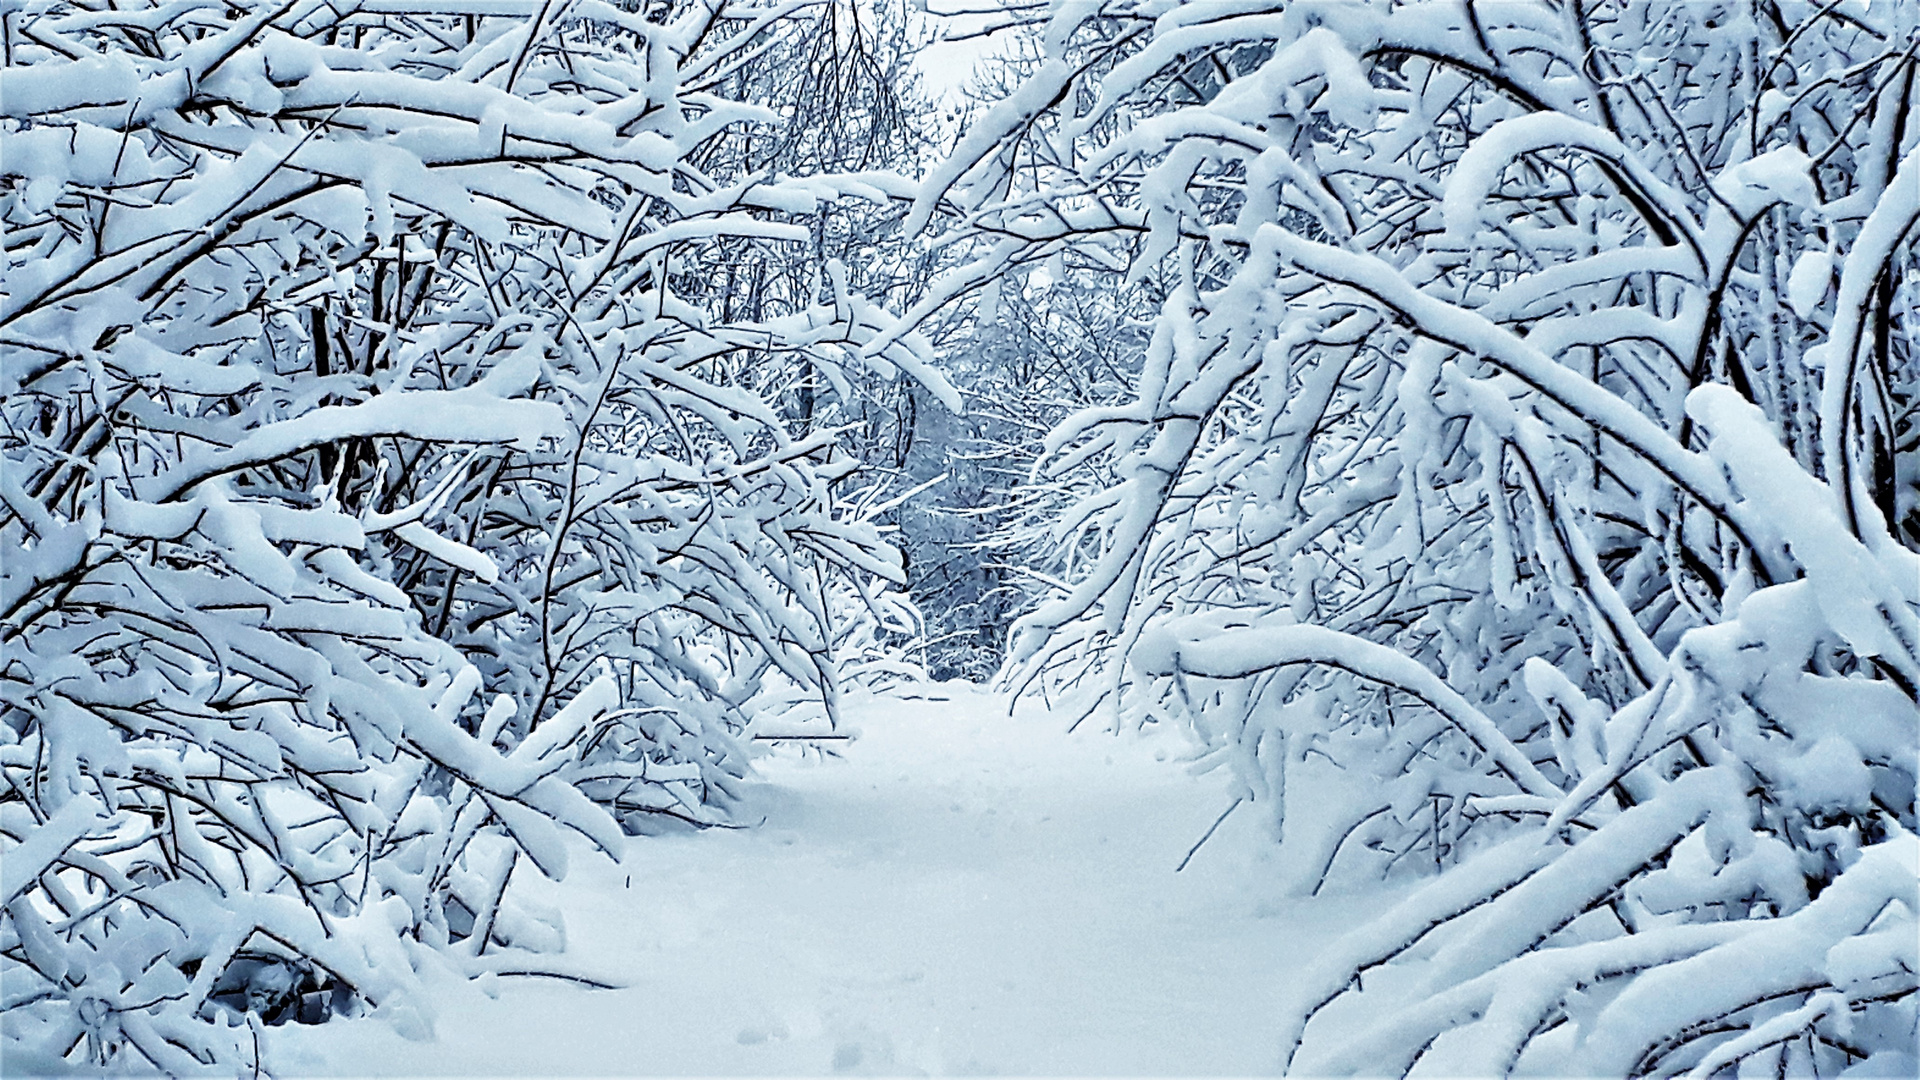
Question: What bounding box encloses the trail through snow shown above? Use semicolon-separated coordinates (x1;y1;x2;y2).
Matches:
270;685;1377;1076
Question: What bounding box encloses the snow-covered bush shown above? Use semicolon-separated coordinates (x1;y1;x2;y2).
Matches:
1;0;947;1070
922;0;1918;1074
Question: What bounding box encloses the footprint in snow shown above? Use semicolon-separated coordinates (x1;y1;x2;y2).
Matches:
734;1020;788;1045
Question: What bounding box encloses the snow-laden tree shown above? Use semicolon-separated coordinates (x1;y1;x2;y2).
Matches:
647;0;1031;681
903;256;1154;681
1;0;950;1070
877;35;1159;681
915;0;1918;1074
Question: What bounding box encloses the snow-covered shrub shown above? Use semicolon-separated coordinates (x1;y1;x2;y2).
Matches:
1;0;946;1070
923;0;1918;1074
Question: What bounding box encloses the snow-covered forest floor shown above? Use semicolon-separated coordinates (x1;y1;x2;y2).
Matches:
267;685;1378;1076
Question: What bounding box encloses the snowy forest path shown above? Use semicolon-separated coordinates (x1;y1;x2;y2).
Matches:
271;685;1361;1076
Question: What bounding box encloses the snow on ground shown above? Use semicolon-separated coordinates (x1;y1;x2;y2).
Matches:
268;684;1382;1076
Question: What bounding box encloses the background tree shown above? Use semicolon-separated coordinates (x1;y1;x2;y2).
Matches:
895;30;1161;680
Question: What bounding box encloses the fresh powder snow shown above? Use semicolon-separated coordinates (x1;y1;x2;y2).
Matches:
264;686;1380;1076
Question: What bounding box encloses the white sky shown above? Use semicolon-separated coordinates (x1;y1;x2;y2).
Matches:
910;4;1024;107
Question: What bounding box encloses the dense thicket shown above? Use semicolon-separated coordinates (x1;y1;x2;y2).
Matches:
7;0;1919;1075
919;0;1917;1075
899;250;1155;680
896;37;1162;681
0;0;948;1070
